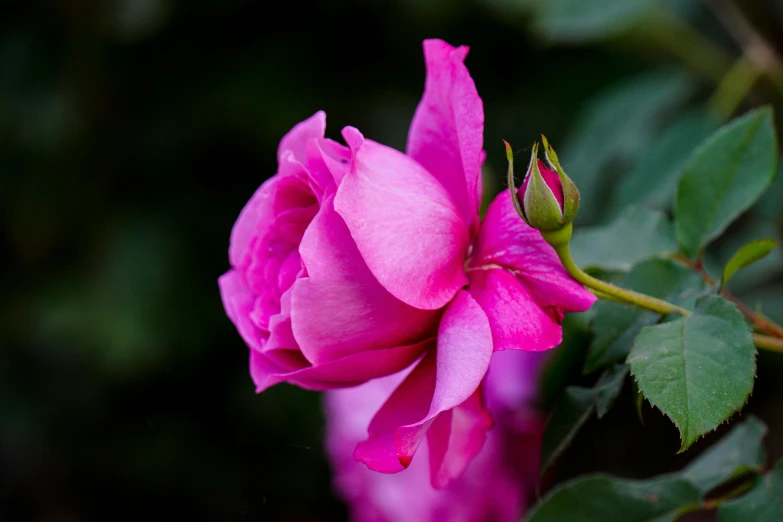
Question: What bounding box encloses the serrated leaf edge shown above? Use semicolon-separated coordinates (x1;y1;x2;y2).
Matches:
627;302;757;452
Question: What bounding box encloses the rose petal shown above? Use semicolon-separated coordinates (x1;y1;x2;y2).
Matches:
229;112;324;271
277;110;326;164
250;348;309;391
316;137;352;186
277;250;302;296
520;160;564;208
218;270;265;352
292;278;437;364
265;313;298;352
427;290;494;412
334;126;470;310
245;205;316;297
355;351;437;473
356;291;493;480
250;292;278;331
468;268;562;352
250;339;432;393
228;178;277;270
303;137;350;196
228;171;316;270
407;39;484;233
472;189;596;313
292;195;438;364
325;368;536;521
395;290;494;458
426;387;492;489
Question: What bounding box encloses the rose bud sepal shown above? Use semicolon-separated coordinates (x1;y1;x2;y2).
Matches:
521;143;565;232
541;134;580;225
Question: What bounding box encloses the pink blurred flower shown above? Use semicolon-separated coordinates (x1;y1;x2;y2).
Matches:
219;38;595;487
326;350;547;522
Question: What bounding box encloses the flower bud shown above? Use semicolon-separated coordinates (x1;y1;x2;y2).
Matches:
540;135;580;225
504;137;580;232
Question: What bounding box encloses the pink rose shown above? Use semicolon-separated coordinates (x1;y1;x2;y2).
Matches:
325;350;548;522
218;108;439;392
219;38;595;487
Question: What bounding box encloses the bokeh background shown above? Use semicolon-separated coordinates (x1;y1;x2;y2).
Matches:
3;1;783;521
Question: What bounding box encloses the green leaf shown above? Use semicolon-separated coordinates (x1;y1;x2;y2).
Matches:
525;474;701;522
675;107;778;259
540;386;598;476
683;416;767;494
718;462;783;521
628;295;757;451
532;0;652;43
722;238;778;288
570;207;678;271
595;364;629;418
585;259;703;373
708;220;783;293
560;72;695;223
610;110;718;215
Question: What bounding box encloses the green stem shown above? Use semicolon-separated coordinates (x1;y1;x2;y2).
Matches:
505;146;783;355
702;479;754;510
588;287;628;303
672;253;783;339
675;478;755;517
705;0;783;99
639;6;783;111
538;225;783;355
708;56;761;121
754;334;783;353
641;11;733;83
541;225;692;317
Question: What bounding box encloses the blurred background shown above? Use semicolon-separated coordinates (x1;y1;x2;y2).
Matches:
2;0;783;520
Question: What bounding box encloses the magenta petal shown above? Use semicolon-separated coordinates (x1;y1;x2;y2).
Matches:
268;172;318;217
356;291;493;479
353;434;406;474
427;388;493;489
334;126;470;310
292;277;437;364
355;352;437;472
265;313;298;352
293;195;438;364
428;290;494;411
219;270;264;352
303;137;350;196
228;178;276;270
277;250;302;296
469;268;562;352
251;339;433;393
229;171;316;271
302;140;335;197
325;368;538;522
316;138;352;186
245;205;315;296
250;348;309;385
407;39;484;232
473;190;596;313
520;160;564;208
394;290;493;459
250;292;278;331
277;110;326;164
